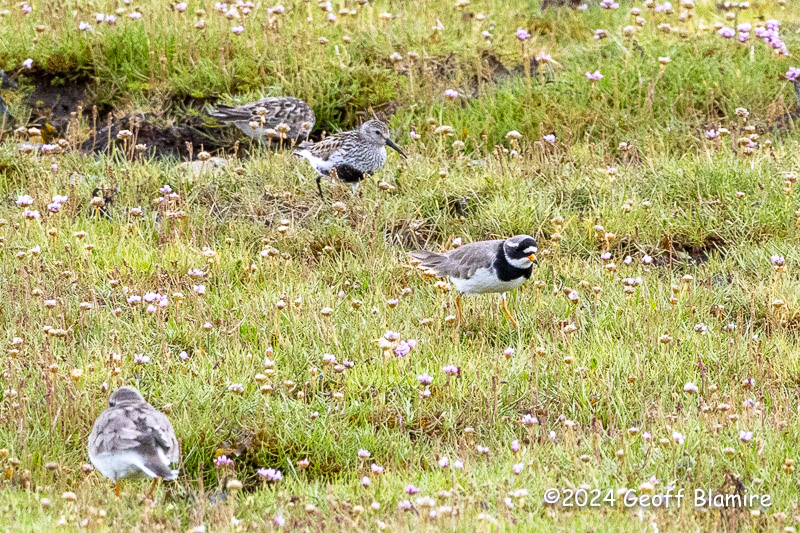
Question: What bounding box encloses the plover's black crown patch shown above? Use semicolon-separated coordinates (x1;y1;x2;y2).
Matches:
503;236;538;262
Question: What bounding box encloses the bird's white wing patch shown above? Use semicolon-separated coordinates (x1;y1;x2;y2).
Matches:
296;150;334;175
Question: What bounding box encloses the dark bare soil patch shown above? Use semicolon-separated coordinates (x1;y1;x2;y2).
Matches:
445;194;478;218
307;233;357;260
657;234;728;266
386;51;539;101
81;112;239;158
469;52;541;95
770;108;800;134
604;232;728;267
385;218;444;249
16;72;237;158
355;99;401;124
25;71;97;132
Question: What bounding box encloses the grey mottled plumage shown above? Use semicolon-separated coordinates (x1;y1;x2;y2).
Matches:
209;97;315;142
88;387;180;489
0;95;9;121
0;71;17;90
0;70;16;122
410;235;538;326
294;119;407;196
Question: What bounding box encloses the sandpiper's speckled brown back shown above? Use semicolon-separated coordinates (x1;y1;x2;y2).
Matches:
209;97;315;142
297;130;356;161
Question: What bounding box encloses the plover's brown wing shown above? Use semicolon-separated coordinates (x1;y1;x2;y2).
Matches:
302;130;355;161
127;404;181;463
414;240;503;279
89;408;140;456
90;405;179;463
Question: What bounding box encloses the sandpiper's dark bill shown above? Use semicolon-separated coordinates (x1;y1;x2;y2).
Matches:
385;138;407;159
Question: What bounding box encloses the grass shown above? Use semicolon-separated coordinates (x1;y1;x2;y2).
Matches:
3;0;800;531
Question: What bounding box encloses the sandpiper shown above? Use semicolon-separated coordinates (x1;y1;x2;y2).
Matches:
209;96;315;144
88;386;180;499
294;119;406;196
410;235;538;326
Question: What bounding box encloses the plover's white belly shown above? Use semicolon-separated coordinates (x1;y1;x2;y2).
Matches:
90;451;150;481
450;268;528;295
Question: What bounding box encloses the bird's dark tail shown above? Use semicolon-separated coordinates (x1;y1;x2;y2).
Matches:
208;105;260;123
409;250;445;271
134;447;179;480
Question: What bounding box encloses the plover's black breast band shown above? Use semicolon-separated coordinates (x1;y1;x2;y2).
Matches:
493;243;533;282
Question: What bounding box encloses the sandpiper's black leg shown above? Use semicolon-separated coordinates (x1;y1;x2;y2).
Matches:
316;175;324;198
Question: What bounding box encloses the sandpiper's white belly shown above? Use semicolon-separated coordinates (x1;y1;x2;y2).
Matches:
296;150;335;175
449;268;527;295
